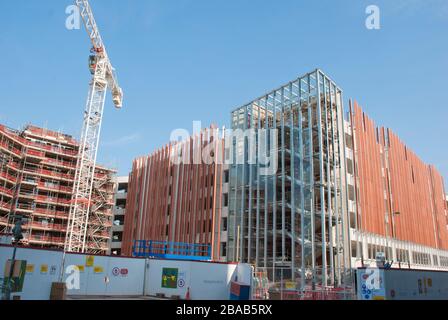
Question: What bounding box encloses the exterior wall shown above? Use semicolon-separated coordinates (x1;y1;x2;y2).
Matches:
351;229;448;271
0;245;251;300
349;102;448;251
109;176;128;255
144;259;251;300
349;102;387;237
427;167;448;250
228;70;353;289
122;127;225;260
0;124;115;254
219;165;230;262
357;268;448;300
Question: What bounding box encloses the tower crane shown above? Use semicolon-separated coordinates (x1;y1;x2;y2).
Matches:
65;0;123;253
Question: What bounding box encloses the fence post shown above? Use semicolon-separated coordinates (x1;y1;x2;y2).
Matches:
148;240;152;257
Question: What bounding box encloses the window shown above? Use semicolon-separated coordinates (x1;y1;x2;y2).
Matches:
348;185;355;201
346;158;354;175
433;255;439;266
351;241;358;258
224;170;230;183
223;193;229;207
112;232;122;242
345;134;353;150
222;217;228;231
221;242;227;257
368;244;373;259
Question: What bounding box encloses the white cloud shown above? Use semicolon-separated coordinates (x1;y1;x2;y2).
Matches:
102;133;142;147
387;0;448;19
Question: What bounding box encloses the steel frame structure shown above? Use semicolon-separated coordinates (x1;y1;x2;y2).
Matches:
228;69;352;290
65;0;123;253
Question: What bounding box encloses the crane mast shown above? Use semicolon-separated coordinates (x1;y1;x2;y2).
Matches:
65;0;123;253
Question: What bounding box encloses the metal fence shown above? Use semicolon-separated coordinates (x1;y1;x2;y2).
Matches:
132;240;212;261
252;267;356;300
0;277;16;300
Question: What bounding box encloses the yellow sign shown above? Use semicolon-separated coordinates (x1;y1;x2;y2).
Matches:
26;264;35;273
40;264;48;274
76;265;85;273
373;296;386;300
285;281;296;290
86;256;94;267
93;266;104;274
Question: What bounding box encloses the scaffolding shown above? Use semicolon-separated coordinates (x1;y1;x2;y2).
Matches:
0;124;115;254
228;69;353;292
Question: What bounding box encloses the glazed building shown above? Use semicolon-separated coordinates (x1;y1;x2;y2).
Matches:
122;127;229;261
0;124;115;254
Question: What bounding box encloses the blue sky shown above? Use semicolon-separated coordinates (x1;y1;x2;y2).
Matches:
1;0;447;183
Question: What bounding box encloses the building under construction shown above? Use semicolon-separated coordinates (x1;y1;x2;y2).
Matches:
119;69;448;296
0;124;115;254
228;70;352;290
229;69;448;294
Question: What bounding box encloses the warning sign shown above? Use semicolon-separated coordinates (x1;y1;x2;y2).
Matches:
178;278;185;288
86;256;95;267
50;265;57;275
162;268;178;289
26;264;35;274
112;267;120;276
94;266;104;274
112;267;129;277
76;265;85;273
285;281;296;290
40;264;48;274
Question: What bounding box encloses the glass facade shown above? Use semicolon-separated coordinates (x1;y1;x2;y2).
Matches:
228;70;352;289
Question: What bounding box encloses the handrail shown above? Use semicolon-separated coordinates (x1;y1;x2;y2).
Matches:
34;208;69;218
42;158;76;168
133;240;212;260
35;195;71;205
0;172;17;182
0;186;13;196
37;182;73;193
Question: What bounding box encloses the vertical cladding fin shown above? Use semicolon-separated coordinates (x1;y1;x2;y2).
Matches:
351;102;447;250
121;127;225;258
428;165;448;250
351;101;387;237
